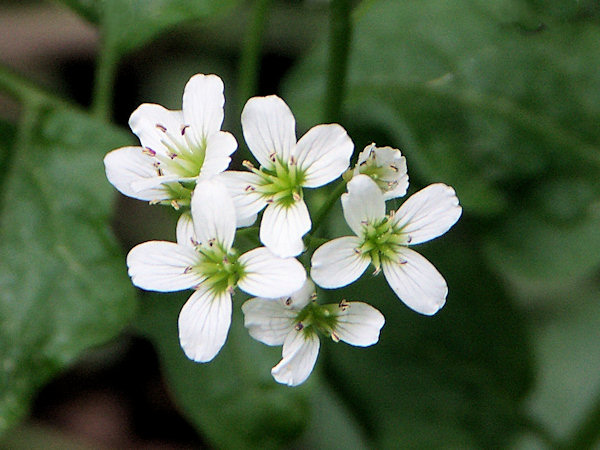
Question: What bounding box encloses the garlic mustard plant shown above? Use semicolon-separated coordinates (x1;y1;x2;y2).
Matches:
242;279;385;386
221;95;354;257
311;174;461;315
127;178;306;362
104;74;237;209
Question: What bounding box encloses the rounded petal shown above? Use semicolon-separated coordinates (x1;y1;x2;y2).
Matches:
294;124;354;188
238;247;306;298
191;179;236;249
381;247;448;315
128;104;184;155
342;175;386;236
242;297;295;346
176;212;197;247
271;330;320;386
198;131;237;179
218;171;267;227
392;183;462;245
260;200;310;258
241;95;296;169
310;236;370;289
182;74;225;141
334;302;385;347
127;241;203;292
104;147;169;201
178;284;232;362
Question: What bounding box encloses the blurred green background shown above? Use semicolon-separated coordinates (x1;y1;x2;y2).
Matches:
1;0;600;448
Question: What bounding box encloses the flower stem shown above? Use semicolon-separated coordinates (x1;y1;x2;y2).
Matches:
237;0;272;110
91;35;119;122
308;179;348;240
323;0;352;123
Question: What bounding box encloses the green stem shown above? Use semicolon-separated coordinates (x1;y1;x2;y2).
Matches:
237;0;273;110
0;64;67;108
91;35;119;122
307;179;348;241
323;0;352;123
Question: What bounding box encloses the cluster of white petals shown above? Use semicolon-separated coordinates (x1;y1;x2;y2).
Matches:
242;280;384;386
311;174;461;315
105;73;462;386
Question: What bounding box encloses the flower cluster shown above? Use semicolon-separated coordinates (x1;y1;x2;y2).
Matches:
105;73;462;386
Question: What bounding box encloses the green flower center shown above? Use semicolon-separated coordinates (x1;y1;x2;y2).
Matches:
245;155;306;207
193;242;245;294
357;216;408;270
292;300;340;339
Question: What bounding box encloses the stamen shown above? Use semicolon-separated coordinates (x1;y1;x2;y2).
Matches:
242;160;255;170
406;235;412;243
168;152;178;159
289;155;297;165
331;331;340;343
265;197;274;204
269;152;277;162
310;292;318;301
149;199;161;205
360;220;369;225
285;297;292;306
353;248;361;255
294;322;304;331
143;147;156;156
181;125;190;135
183;266;193;274
373;267;381;276
292;192;301;202
190;237;199;246
389;164;399;172
157;167;164;176
399;259;408;265
338;299;349;310
208;238;215;247
171;200;180;210
156;124;167;132
245;185;255;192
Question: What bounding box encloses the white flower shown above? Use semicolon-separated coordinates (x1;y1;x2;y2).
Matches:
221;95;354;257
104;74;237;209
311;175;461;316
352;143;408;199
127;179;306;362
242;279;385;386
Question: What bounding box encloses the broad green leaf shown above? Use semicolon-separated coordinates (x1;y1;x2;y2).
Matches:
136;292;310;449
59;0;240;56
317;234;534;447
0;106;137;435
283;0;600;216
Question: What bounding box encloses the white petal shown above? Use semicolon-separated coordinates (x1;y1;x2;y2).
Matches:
310;236;370;288
198;131;237;179
182;74;225;141
178;284;232;362
127;241;203;292
241;297;295;346
381;247;448;315
191;179;236;249
334;302;385;347
260;200;311;258
218;171;266;226
392;183;462;245
176;212;197;247
271;329;320;386
128;104;184;155
294;124;353;188
104;147;170;201
238;247;306;298
342;175;386;236
241;95;296;169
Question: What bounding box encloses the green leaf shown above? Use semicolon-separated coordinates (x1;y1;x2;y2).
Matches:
283;0;600;216
60;0;240;56
136;292;310;449
317;234;534;447
0;106;137;435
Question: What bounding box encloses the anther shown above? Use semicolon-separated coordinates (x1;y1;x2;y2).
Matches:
208;238;215;247
285;297;292;306
289;155;297;165
373;267;381;276
181;125;190;135
292;192;301;202
183;266;193;274
171;200;180;210
331;332;340;343
353;248;361;255
266;197;274;204
310;292;318;301
244;185;255;192
157;167;164;176
269;152;277;162
190;238;199;246
242;160;255;170
399;259;408;265
294;322;304;331
168;152;178;159
406;235;412;243
156;124;167;132
338;299;349;310
143;147;156;156
389;164;399;172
